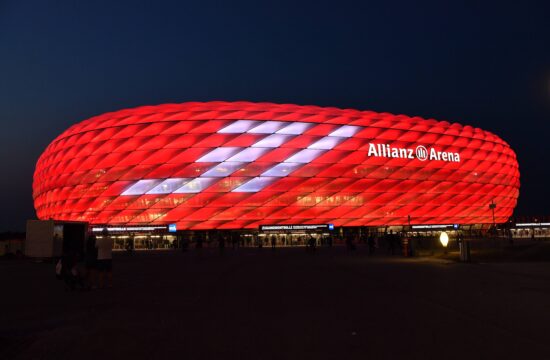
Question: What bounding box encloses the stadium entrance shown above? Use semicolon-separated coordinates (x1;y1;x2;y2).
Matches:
258;224;335;247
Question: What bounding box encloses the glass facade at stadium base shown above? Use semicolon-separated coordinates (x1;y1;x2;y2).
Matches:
34;101;520;244
92;224;336;250
91;222;505;251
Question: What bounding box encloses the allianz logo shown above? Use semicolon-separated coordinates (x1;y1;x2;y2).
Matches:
367;143;461;162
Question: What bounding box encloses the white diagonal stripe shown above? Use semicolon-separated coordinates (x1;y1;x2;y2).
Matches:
201;162;245;177
227;147;269;162
218;120;258;133
173;178;217;193
284;149;326;163
251;134;294;148
122;179;162;195
261;162;302;177
120;122;363;196
232;124;357;192
276;122;314;135
147;178;190;194
329;125;361;137
247;121;286;134
308;136;345;150
232;177;277;192
196;147;242;162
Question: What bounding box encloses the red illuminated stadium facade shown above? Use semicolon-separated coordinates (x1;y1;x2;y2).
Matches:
33;101;520;230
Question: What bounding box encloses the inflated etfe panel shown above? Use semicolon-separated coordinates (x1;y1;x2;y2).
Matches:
33;101;520;229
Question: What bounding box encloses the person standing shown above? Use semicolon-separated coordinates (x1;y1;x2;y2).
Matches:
308;235;316;251
96;228;113;289
181;234;189;252
368;233;376;255
125;234;134;254
387;230;396;255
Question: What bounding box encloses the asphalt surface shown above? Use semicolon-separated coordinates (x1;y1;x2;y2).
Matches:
2;247;550;360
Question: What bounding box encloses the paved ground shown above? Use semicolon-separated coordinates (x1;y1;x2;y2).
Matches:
2;247;550;359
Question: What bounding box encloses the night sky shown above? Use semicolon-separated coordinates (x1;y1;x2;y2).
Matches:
1;0;549;231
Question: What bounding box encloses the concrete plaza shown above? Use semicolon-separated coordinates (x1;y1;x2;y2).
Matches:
2;247;550;359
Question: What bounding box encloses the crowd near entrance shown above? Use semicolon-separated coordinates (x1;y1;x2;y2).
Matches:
257;232;332;248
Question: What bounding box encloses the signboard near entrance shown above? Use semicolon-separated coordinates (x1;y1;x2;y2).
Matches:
260;224;333;231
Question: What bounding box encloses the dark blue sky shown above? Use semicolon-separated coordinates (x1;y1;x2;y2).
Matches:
1;0;549;231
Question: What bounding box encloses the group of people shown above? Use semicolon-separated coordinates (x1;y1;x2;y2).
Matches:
340;230;407;255
188;232;388;252
56;229;113;291
199;233;329;251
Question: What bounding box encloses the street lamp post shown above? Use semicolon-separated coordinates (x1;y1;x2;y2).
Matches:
489;200;496;229
407;215;413;257
489;199;497;238
489;200;497;246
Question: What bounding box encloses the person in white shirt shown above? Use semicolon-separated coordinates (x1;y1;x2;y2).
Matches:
95;228;113;288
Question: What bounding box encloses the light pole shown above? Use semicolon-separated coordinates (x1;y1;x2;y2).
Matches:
489;200;497;247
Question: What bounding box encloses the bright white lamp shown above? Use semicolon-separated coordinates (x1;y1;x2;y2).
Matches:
440;231;449;247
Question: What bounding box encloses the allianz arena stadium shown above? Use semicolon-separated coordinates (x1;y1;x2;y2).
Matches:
33;101;520;230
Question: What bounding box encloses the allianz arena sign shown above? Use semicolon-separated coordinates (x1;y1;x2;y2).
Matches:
367;143;461;162
33;101;519;229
